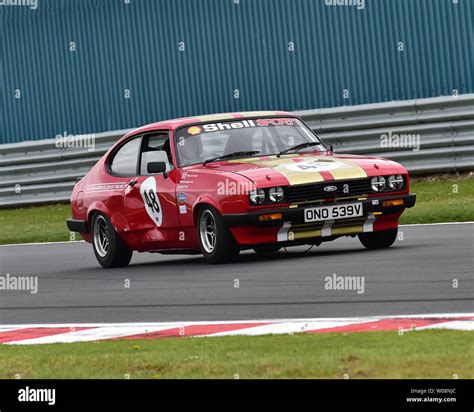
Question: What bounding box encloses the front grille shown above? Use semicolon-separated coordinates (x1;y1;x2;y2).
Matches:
287;178;371;204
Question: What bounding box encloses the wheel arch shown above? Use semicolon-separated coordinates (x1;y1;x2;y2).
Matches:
87;202;110;228
87;202;129;233
192;198;221;225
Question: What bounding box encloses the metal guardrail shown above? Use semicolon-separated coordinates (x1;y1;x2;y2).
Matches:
1;95;473;208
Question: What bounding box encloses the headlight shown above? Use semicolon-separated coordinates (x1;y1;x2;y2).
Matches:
249;188;265;205
387;174;404;190
268;186;284;203
371;176;386;192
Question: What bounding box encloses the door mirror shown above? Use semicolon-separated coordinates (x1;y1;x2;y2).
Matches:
147;161;167;174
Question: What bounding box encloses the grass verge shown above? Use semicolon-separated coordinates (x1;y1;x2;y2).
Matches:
400;173;474;224
0;174;472;245
0;204;72;245
0;330;472;379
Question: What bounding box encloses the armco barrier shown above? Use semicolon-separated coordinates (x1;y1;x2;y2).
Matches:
0;95;473;208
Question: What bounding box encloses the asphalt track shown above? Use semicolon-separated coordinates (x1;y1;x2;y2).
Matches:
0;223;472;324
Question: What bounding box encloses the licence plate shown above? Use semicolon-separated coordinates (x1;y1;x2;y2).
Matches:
304;202;363;223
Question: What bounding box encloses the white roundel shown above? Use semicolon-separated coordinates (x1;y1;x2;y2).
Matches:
140;177;163;226
285;160;340;172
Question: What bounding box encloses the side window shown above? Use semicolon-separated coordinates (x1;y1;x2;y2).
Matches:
109;138;141;175
140;133;173;175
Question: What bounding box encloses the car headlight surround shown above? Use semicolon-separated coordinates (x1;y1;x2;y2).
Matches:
268;186;284;203
249;188;265;205
387;174;404;190
371;176;386;192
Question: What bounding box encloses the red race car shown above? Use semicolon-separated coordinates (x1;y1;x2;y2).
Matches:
67;111;416;267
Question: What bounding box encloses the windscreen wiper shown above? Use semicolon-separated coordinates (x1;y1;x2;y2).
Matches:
203;150;260;165
277;141;321;157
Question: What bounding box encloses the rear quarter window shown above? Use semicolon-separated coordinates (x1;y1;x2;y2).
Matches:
109;138;141;175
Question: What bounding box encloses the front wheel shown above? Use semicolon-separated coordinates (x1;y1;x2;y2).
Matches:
92;213;133;268
198;206;239;264
358;228;398;250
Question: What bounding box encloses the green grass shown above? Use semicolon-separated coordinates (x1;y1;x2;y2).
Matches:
0;174;472;245
0;330;472;379
400;174;474;224
0;203;72;244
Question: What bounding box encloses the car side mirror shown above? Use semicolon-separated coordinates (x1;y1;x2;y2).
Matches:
147;161;167;174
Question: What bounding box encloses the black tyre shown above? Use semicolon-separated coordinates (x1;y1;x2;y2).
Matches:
92;213;133;268
358;228;398;250
198;206;240;264
253;245;281;254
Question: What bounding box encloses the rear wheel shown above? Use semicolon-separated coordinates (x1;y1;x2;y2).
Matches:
198;206;239;264
92;213;133;268
358;228;398;250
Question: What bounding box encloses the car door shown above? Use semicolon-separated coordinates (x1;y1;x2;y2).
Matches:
122;131;181;247
106;135;143;226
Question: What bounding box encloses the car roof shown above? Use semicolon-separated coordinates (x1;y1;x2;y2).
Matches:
122;110;297;138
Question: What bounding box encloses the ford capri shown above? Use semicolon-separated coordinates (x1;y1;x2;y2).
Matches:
66;111;416;267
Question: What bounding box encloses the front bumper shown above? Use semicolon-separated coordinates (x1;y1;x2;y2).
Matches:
222;193;416;228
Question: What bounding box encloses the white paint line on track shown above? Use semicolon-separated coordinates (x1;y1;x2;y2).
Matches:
2;315;473;345
209;320;370;337
0;222;472;248
399;221;474;227
0;328;23;333
416;321;474;332
2;313;473;330
0;240;85;247
4;325;187;345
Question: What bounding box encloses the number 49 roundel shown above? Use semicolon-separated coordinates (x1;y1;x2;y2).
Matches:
140;176;163;226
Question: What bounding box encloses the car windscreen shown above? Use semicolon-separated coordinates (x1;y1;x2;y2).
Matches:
174;118;325;167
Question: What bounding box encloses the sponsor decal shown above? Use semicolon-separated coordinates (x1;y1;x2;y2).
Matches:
285;159;340;173
187;126;201;135
185;118;295;136
179;205;187;214
85;182;127;193
177;192;187;203
202;119;256;132
140;177;163;226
